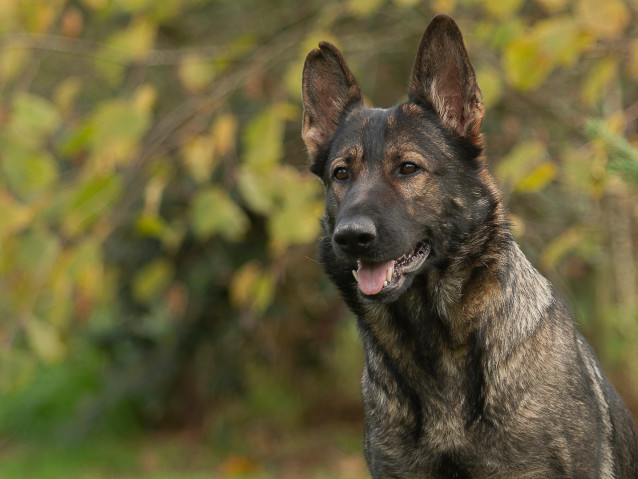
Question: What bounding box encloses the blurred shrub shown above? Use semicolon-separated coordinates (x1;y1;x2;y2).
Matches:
0;0;637;441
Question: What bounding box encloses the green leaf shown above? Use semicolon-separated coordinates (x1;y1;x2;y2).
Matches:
0;349;37;393
10;92;61;142
586;119;638;184
104;16;156;63
190;187;249;241
241;103;298;171
25;316;67;364
476;66;502;108
4;153;59;200
0;133;59;200
132;259;173;304
17;228;60;276
237;166;278;214
534;17;591;68
62;175;122;236
88;99;152;169
266;167;323;253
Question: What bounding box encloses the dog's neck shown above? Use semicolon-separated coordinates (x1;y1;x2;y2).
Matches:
357;205;554;387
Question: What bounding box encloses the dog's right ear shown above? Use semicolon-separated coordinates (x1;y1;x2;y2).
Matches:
302;42;362;167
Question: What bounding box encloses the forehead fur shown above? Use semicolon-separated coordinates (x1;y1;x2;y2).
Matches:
331;103;457;162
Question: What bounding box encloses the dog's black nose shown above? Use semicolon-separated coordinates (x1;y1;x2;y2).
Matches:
334;217;377;254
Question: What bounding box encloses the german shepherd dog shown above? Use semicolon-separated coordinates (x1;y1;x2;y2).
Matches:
301;14;638;478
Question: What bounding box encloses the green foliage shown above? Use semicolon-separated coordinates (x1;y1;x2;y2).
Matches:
1;0;637;459
586;119;638;184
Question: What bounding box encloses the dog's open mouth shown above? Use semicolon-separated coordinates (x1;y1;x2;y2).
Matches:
352;241;431;296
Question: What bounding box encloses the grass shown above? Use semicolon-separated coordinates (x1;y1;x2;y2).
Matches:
0;426;369;479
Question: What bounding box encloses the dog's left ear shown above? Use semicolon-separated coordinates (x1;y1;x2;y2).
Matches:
409;15;484;143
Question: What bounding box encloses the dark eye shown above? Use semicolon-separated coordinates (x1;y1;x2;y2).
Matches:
333;167;349;182
399;162;419;176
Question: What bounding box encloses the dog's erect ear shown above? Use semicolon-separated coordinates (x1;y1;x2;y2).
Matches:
302;42;362;161
409;15;484;143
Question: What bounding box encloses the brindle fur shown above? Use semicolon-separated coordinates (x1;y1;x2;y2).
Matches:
302;14;638;479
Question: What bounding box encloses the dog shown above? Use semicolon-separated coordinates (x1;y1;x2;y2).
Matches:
301;14;638;478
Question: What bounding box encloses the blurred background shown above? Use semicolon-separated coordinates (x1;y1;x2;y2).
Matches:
1;0;637;477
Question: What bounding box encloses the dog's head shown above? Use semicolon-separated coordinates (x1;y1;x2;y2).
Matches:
302;15;498;303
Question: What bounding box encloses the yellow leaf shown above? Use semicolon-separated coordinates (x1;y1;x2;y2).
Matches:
229;261;261;309
628;39;638;80
576;0;628;40
53;77;81;113
20;0;60;33
496;140;547;187
581;58;618;107
229;261;274;314
135;213;168;238
181;136;216;183
178;53;216;92
0;193;33;238
0;41;27;83
485;0;524;19
515;161;557;193
503;36;552;91
133;84;157;112
219;455;260;477
106;17;156;62
211;114;237;157
26;316;66;364
347;0;384;17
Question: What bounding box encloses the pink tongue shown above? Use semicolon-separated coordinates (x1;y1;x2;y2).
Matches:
357;260;394;295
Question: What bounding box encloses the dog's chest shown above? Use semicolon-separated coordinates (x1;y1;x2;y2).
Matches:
361;334;496;477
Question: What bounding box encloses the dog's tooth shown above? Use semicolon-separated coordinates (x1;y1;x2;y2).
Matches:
386;267;392;283
383;281;388;287
352;270;359;282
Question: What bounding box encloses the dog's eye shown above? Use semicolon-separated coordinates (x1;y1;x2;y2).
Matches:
399;162;419;176
333;167;350;182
